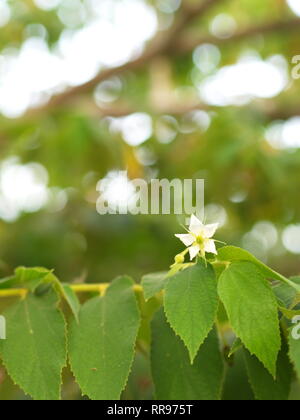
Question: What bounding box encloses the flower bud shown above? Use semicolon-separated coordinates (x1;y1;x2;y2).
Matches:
175;254;185;264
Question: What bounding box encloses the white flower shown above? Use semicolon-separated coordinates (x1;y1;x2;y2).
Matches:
175;214;219;261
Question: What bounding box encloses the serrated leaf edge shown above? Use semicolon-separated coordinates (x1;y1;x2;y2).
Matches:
68;276;141;400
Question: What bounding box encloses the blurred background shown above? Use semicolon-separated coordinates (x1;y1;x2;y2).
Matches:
0;0;300;399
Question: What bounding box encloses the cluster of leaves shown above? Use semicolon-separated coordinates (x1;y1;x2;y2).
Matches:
0;245;300;400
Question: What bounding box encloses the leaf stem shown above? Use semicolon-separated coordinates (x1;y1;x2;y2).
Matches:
274;273;300;293
0;289;28;298
0;283;144;299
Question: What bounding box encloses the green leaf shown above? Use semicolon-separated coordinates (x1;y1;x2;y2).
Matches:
135;293;161;346
274;280;299;309
164;261;218;362
289;327;300;380
61;284;80;322
14;267;80;321
218;246;300;293
218;261;281;377
218;246;275;278
151;309;224;400
141;271;168;300
0;275;17;290
68;276;140;400
15;267;52;291
222;350;254;401
229;338;243;357
279;306;300;320
274;278;300;319
47;273;81;321
243;346;293;400
0;289;67;400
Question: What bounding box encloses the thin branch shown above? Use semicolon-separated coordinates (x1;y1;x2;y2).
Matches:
37;49;159;112
180;0;225;28
264;105;300;121
81;100;210;119
76;98;300;122
70;97;300;125
175;17;300;53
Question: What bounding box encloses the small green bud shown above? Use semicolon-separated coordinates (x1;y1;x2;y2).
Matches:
175;254;185;264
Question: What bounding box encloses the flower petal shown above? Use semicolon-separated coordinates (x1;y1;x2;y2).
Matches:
188;244;200;260
175;234;194;247
204;239;217;255
203;223;219;239
189;214;204;236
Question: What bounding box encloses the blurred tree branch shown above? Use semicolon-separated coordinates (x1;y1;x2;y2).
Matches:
81;101;211;119
176;17;300;53
25;0;300;119
83;99;300;123
265;105;300;120
23;0;226;117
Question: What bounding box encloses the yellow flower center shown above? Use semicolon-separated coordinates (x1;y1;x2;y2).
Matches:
196;235;205;246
